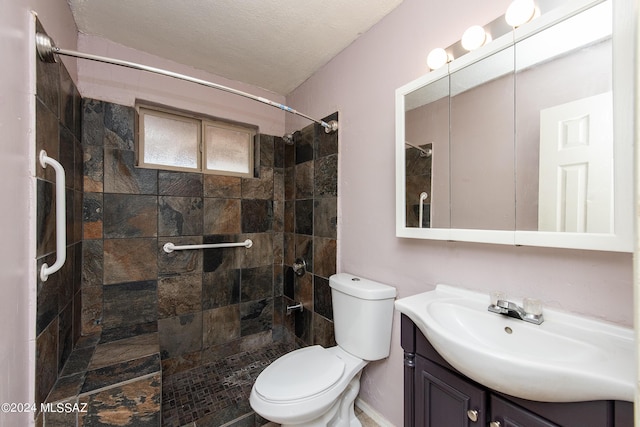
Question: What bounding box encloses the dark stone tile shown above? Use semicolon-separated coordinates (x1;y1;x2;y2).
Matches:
315;112;339;158
79;373;161;427
103;238;158;284
36;99;59;182
294;199;313;235
314;276;333;320
81;239;103;288
35;25;59;116
241;199;273;233
295;126;314;164
36;253;60;335
36;317;58;407
273;200;284;233
274;136;285;168
283;233;295;266
158;312;203;359
284;200;294;233
103;194;158;238
313;313;336;348
159;171;203;196
73;189;83;243
240;265;273;302
37;179;55;257
273;168;284;201
74;139;83;191
104;103;135;150
159;196;203;236
284;166;295;200
100;322;158;344
82;354;161;394
42;398;78;427
203;174;241;198
238;233;273;269
242;167;274;200
83;193;103;239
273;232;284;265
58;302;73;375
160;350;202;377
294;307;312;345
83;144;104;193
59;65;75;134
82;98;105;147
203;306;240;347
59;125;75;190
240;299;272;336
203;198;241;234
260;134;274;167
314;197;337;239
60;346;94;377
314;153;338;197
295;234;313;273
295;272;313;310
159;236;203;276
81;285;103;336
102;280;158;330
202;269;240;309
283;266;295;300
295;161;314;199
202;235;239;273
158;273;202;318
75;333;101;349
104;148;157;195
47;373;85;403
314;237;337;279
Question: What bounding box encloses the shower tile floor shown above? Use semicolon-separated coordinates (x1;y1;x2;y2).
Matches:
161;341;296;427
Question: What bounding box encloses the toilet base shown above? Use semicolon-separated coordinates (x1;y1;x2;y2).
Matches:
280;371;363;427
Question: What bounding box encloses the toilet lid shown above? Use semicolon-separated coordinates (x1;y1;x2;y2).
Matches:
255;346;345;401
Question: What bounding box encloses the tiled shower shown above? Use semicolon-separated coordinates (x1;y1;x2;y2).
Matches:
35;22;338;426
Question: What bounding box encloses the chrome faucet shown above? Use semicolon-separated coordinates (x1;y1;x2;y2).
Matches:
488;298;544;325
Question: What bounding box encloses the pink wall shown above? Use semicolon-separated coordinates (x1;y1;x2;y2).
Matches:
0;0;77;425
286;0;633;424
77;34;287;137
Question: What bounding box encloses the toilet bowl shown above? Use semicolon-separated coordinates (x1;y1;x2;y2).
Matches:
250;345;366;426
249;273;396;427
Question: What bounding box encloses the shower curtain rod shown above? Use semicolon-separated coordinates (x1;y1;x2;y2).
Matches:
35;33;338;134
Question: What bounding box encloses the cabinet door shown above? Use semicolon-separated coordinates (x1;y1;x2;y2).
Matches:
490;395;560;427
415;356;486;427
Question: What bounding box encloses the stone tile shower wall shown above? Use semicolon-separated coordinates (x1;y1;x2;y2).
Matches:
80;99;339;373
34;21;84;417
281;113;339;347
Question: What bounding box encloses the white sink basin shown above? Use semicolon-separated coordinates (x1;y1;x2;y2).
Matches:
395;285;634;402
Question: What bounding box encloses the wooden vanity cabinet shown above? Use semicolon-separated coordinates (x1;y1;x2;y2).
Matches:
401;315;633;427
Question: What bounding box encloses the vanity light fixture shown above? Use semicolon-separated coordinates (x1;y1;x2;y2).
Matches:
426;47;450;70
461;25;491;51
505;0;537;27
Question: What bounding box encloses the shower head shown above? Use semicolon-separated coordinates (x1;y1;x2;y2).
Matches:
282;133;295;145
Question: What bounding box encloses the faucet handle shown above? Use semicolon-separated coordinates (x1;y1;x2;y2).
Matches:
523;298;543;316
490;291;507;307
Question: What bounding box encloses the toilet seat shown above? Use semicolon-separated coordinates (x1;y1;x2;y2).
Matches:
254;346;345;402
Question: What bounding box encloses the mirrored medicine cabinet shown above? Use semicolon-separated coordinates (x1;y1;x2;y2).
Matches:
395;0;634;251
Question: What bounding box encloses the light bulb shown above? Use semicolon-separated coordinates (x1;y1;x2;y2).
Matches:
505;0;537;27
427;48;449;70
461;25;489;51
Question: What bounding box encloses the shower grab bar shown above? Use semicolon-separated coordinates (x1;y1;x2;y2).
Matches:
418;192;428;229
39;150;66;282
163;239;253;253
35;33;338;134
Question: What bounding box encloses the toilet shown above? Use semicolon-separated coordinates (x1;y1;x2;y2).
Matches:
249;273;396;427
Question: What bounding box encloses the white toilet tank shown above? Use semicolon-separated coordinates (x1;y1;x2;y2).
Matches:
329;273;397;361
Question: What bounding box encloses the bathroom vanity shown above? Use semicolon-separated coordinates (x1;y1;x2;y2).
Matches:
401;315;633;427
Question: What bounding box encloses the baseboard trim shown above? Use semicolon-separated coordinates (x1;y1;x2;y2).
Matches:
355;398;396;427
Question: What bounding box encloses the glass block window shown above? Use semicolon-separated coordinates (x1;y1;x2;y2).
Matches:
137;105;256;177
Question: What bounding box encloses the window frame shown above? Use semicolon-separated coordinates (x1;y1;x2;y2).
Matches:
135;103;257;178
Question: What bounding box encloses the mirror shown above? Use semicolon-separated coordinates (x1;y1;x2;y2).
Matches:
395;0;633;251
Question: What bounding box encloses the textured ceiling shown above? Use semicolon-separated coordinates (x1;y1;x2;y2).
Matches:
68;0;404;95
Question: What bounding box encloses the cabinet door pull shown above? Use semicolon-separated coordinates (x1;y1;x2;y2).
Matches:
489;422;501;427
467;409;479;422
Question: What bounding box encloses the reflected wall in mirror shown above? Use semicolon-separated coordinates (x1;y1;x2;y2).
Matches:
514;2;613;232
395;0;633;251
